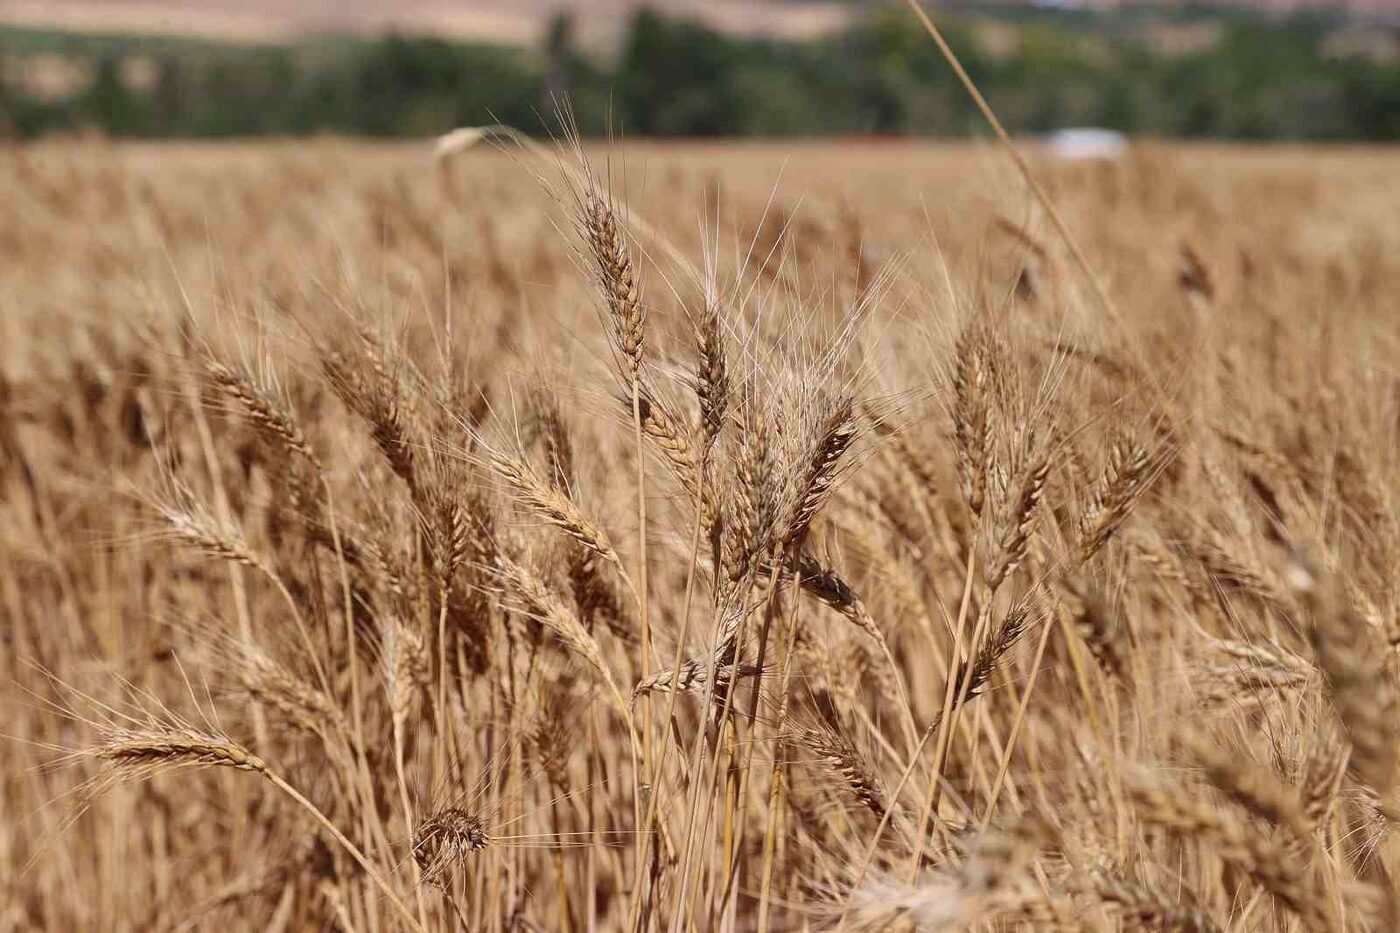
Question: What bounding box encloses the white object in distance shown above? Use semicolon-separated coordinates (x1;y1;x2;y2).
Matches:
1046;127;1128;161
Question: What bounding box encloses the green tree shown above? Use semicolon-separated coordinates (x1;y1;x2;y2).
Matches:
618;10;742;136
87;55;140;134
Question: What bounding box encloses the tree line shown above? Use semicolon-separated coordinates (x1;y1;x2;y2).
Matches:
1;5;1396;140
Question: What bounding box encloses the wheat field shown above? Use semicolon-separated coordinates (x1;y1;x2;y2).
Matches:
2;137;1399;932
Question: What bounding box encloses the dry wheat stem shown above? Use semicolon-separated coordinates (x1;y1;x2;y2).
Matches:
96;727;425;933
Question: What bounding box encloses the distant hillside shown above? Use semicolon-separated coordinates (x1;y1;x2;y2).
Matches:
3;0;1397;46
0;0;856;44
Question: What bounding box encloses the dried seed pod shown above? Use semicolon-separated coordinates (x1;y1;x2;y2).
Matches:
1079;437;1158;563
785;395;858;547
797;723;889;819
1289;553;1398;797
413;807;489;887
581;191;645;381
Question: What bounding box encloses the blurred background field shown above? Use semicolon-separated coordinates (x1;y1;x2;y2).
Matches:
0;0;1397;140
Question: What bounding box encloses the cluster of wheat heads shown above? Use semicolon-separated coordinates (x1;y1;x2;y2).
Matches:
2;140;1400;932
